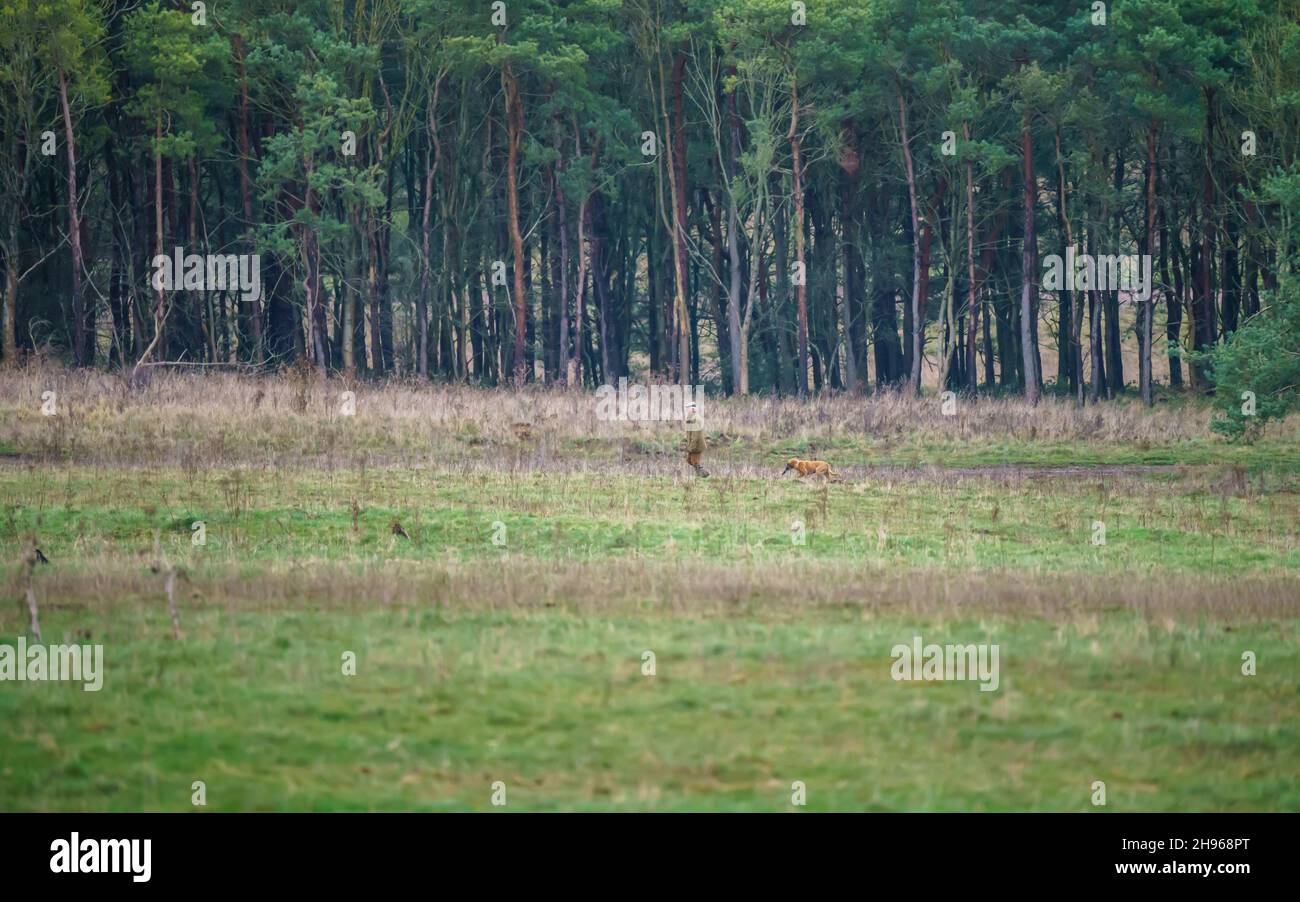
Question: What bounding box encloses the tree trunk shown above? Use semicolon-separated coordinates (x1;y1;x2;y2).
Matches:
726;78;745;394
554;149;571;385
790;76;810;396
1159;202;1181;388
964;122;979;392
593;194;615;383
58;70;87;366
419;82;443;380
898;89;923;396
502;64;527;386
234;35;263;364
4;212;19;364
1140;123;1158;405
1221;197;1241;336
380;164;397;374
840;127;864;394
1242;199;1261;318
867;184;903;386
1057;131;1083;407
302;150;327;370
705;190;730;393
916;179;945;385
189;156;213;362
1019;114;1039;404
133;112;169;381
1105;151;1124;394
1054;132;1072;392
572;179;590;388
660;52;691;386
1088;226;1106;403
938;187;958;391
1191;90;1216;389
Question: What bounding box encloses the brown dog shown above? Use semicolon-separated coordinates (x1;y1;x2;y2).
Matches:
782;457;839;481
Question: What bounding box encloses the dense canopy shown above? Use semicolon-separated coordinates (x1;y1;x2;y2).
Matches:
1;0;1297;427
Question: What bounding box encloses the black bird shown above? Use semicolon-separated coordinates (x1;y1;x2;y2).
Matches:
33;548;49;565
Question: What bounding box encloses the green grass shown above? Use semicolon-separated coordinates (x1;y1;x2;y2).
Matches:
3;465;1296;574
1;446;1297;811
697;434;1300;473
3;609;1295;811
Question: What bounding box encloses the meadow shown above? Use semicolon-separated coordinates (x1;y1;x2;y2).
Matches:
1;365;1297;811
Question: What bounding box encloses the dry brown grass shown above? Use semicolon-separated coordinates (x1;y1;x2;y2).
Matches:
11;555;1297;624
3;361;1284;469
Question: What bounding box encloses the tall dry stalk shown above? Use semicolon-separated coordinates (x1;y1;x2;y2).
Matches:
165;568;184;641
22;544;41;642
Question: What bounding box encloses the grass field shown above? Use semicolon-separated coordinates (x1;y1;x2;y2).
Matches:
1;366;1298;811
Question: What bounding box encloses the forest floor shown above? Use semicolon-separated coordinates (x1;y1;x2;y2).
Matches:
0;366;1297;811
